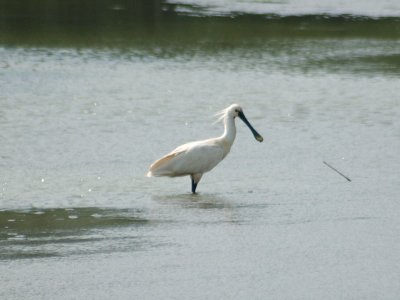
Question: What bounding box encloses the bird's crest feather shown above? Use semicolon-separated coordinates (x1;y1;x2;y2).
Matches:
214;106;229;124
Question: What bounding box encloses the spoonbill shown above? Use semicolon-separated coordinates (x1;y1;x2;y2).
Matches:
146;104;263;193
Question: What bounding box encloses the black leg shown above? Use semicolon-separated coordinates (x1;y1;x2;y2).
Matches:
191;178;198;194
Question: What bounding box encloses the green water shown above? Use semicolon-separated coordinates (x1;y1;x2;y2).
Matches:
1;1;400;299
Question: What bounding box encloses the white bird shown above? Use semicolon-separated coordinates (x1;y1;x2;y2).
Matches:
147;104;263;193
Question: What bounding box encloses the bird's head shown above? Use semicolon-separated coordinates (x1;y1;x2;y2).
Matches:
222;104;263;143
227;104;243;118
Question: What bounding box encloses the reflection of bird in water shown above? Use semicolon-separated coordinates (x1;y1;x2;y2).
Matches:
147;104;263;193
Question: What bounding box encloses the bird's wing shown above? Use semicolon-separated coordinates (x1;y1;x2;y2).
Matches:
147;146;187;177
147;139;225;177
181;140;225;174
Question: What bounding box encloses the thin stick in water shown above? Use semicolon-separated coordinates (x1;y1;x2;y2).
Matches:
323;161;352;182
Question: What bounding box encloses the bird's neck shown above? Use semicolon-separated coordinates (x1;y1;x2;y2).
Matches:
221;115;236;146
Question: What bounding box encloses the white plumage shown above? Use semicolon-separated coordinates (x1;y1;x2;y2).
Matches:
147;104;263;193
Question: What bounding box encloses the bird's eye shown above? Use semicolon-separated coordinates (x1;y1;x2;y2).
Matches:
235;109;239;113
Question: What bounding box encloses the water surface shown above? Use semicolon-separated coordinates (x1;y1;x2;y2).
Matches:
1;1;400;299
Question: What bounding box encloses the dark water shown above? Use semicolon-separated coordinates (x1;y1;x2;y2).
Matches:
1;1;400;299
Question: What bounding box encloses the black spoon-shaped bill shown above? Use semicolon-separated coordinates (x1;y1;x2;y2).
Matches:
238;111;263;142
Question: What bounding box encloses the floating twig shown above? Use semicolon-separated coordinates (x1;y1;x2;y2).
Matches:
323;161;352;182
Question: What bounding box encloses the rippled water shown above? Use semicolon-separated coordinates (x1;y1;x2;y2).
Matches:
1;2;400;299
171;0;400;17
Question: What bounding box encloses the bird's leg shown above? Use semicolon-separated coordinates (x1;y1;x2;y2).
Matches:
191;177;198;194
190;173;202;194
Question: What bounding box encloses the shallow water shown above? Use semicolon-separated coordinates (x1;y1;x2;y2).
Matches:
1;1;400;299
